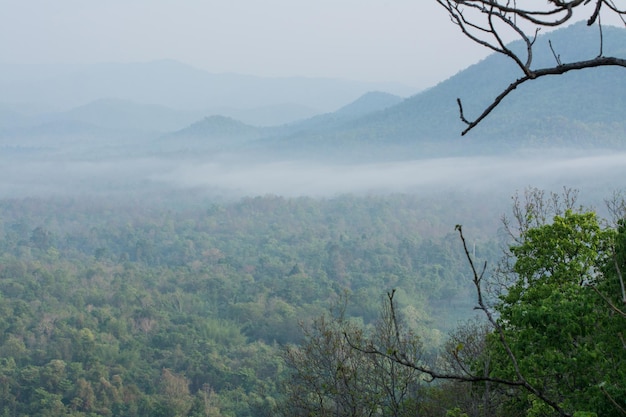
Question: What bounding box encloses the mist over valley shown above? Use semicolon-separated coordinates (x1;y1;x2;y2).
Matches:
0;10;626;417
2;23;625;205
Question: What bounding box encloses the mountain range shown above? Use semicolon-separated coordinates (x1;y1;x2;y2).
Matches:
0;59;416;122
1;22;625;162
247;22;626;160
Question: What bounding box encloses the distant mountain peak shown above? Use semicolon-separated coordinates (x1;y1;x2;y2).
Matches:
171;115;261;138
250;23;626;159
334;91;404;117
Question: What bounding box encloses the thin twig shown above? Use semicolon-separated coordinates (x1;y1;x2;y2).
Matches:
549;40;562;66
601;385;626;415
591;285;626;318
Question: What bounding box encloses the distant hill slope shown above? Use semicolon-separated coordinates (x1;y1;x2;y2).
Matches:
276;91;404;136
0;105;30;130
248;22;626;160
213;103;320;127
157;115;267;152
0;119;135;151
172;115;262;138
333;91;404;118
159;91;405;153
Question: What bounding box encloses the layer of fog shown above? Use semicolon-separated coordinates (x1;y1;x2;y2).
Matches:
2;151;625;203
154;153;626;197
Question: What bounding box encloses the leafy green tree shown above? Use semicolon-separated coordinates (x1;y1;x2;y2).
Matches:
30;226;53;251
489;210;623;416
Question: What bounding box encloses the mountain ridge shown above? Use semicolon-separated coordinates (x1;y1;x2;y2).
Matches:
2;23;625;162
241;22;626;160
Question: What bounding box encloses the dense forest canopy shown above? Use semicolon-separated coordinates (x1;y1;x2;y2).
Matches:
0;192;502;416
277;190;626;417
2;186;623;416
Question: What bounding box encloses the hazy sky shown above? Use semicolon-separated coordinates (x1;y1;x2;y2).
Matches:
0;0;496;89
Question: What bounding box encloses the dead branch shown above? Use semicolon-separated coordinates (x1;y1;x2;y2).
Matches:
458;56;626;135
435;0;626;134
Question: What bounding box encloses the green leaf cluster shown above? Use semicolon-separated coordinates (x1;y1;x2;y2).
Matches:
488;210;626;416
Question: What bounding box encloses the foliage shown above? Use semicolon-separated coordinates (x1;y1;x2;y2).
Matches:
485;209;626;416
7;188;623;416
345;190;626;417
0;193;491;416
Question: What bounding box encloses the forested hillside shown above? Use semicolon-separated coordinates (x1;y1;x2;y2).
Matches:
0;193;500;416
245;23;626;160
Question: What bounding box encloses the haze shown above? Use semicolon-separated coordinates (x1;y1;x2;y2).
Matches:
1;0;491;90
2;150;625;206
1;1;624;206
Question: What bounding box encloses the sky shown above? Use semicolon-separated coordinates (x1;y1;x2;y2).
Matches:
0;0;495;90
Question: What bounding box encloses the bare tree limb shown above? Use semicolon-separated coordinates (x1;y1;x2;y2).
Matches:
435;0;626;134
458;56;626;135
614;254;626;305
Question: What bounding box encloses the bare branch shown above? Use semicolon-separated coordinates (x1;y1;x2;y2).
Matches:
435;0;626;134
459;56;626;135
588;0;604;25
615;254;626;305
549;40;563;66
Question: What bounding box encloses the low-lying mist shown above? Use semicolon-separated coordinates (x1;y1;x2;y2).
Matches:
153;151;626;198
1;149;624;216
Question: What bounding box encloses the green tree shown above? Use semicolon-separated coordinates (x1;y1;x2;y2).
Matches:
489;210;623;416
30;226;53;251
